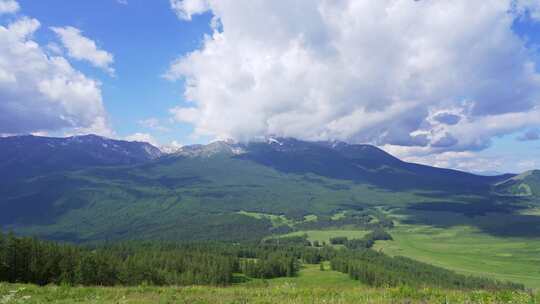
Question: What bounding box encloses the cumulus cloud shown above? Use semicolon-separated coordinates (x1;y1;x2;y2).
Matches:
138;117;170;132
380;145;539;174
0;0;19;15
125;133;184;153
167;0;540;157
400;150;503;174
45;42;63;55
432;112;461;126
51;26;115;75
170;0;209;21
514;0;540;21
125;132;159;146
0;17;112;136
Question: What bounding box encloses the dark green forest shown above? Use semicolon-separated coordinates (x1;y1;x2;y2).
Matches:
0;231;524;291
330;250;523;290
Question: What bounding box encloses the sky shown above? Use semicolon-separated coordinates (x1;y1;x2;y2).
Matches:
0;0;539;173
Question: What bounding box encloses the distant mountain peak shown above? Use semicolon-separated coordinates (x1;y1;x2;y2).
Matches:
175;140;245;158
516;169;539;181
0;134;162;180
494;169;540;197
70;134;105;139
266;137;284;145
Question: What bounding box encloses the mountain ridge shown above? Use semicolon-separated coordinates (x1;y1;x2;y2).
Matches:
2;133;522;179
170;137;518;180
495;170;540;197
0;134;162;180
0;134;534;243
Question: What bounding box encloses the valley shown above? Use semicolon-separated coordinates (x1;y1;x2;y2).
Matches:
3;0;540;302
375;224;540;288
1;135;539;299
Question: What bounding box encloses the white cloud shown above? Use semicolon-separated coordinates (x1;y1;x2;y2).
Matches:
0;0;19;15
138;117;170;132
0;17;112;136
170;0;209;21
124;133;183;153
125;129;183;153
117;0;128;5
167;0;540;155
124;132;159;146
46;42;63;55
160;140;183;153
411;106;540;151
516;159;539;172
380;145;540;174
514;0;540;21
51;26;115;75
408;151;502;173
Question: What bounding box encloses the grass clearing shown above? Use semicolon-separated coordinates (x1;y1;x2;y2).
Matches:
374;224;540;289
520;207;540;216
303;214;318;222
237;211;320;228
237;210;293;227
241;263;360;289
331;211;347;220
281;230;369;243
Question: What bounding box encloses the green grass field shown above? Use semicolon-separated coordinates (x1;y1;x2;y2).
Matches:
276;219;540;290
237;211;319;228
521;207;540;216
280;229;369;243
242;263;359;289
374;224;540;289
1;264;537;304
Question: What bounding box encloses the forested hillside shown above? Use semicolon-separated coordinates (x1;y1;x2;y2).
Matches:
1;135;539;291
0;232;524;291
0;136;526;243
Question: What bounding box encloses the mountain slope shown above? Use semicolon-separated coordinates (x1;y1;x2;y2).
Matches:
238;138;511;192
495;170;540;197
0;135;528;242
0;135;162;180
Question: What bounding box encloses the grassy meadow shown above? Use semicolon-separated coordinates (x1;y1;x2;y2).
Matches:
268;205;540;290
2;212;540;303
280;229;369;243
374;224;540;289
1;264;537;304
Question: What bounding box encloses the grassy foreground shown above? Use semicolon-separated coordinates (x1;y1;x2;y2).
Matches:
1;283;537;304
1;265;538;304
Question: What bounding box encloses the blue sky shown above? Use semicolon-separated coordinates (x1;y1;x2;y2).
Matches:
15;0;214;145
1;0;540;173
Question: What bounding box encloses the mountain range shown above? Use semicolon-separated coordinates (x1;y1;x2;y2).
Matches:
0;134;537;242
1;134;161;181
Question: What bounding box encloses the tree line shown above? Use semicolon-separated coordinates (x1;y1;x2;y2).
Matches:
330;249;524;290
258;232;525;291
296;210;394;231
0;231;526;291
329;228;393;249
0;233;300;286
